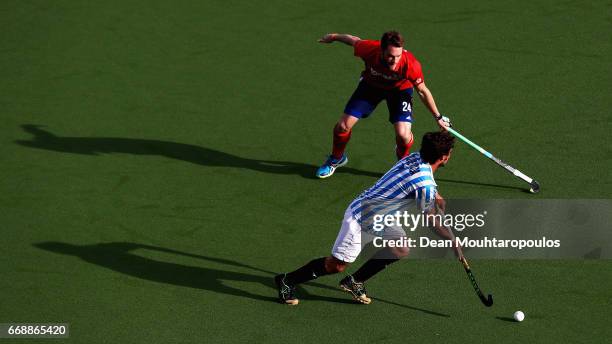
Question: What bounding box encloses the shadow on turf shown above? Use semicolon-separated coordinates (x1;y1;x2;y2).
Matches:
33;241;449;316
436;178;526;192
16;125;381;179
33;241;354;304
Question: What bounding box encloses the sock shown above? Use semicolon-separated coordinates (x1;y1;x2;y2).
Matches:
332;130;352;159
285;257;331;285
351;258;399;283
395;134;414;160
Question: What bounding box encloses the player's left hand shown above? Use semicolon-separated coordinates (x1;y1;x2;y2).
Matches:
436;114;452;130
318;33;336;43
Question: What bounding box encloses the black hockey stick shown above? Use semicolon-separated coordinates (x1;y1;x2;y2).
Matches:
460;256;493;307
434;202;494;308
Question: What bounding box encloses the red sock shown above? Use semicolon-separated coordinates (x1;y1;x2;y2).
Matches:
332;130;352;159
395;134;414;160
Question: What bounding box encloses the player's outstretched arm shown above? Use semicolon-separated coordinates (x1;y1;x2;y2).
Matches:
318;33;361;46
415;82;449;130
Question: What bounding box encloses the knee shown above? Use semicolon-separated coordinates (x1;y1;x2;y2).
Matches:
324;256;348;273
334;121;351;134
390;247;410;258
395;130;413;144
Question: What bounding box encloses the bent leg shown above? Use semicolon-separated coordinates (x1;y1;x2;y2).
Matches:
285;256;342;285
324;256;349;273
351;246;408;283
351;258;399;283
387;87;415;159
285;207;358;285
393;121;414;160
331;114;359;159
331;80;384;159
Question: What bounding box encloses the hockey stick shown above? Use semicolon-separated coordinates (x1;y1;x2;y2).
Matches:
459;256;494;307
446;127;540;193
433;203;494;307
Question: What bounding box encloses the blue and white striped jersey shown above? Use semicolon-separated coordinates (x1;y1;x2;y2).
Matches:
350;152;437;222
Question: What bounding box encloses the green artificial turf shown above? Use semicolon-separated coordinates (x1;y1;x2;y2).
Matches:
1;0;611;343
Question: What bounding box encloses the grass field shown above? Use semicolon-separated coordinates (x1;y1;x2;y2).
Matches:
1;0;611;343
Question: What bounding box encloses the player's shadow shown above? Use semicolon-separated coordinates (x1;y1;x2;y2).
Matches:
33;241;352;304
33;241;449;316
15;125;381;179
436;177;526;192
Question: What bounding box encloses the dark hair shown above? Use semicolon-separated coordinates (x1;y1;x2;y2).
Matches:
381;30;404;50
419;131;455;164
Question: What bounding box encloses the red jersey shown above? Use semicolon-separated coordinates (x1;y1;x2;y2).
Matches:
353;40;424;91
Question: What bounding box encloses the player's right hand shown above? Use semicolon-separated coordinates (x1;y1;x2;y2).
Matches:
435;192;446;213
318;33;336;43
454;245;465;260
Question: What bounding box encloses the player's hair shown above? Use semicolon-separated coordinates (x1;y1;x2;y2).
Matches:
381;31;404;50
420;131;455;164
